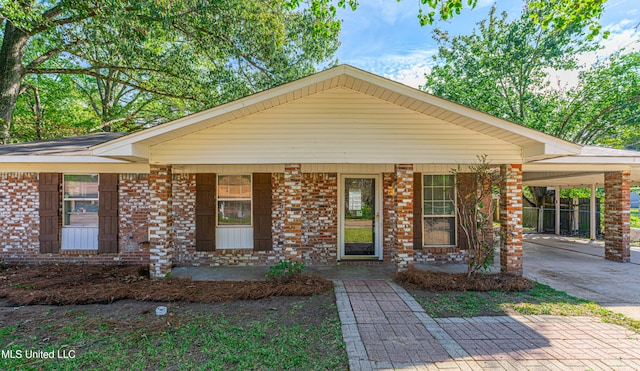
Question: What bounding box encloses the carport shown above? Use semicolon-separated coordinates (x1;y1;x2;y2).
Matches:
523;146;640;263
523;234;640;320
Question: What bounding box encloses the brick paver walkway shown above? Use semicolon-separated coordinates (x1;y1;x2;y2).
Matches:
335;279;640;370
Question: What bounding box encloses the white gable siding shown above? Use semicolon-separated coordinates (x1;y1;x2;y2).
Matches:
150;87;522;165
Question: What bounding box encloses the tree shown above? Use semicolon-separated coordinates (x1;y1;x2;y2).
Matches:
452;156;501;276
422;3;599;130
300;0;606;31
547;51;640;146
1;0;609;144
11;73;98;141
421;0;633;230
0;0;340;143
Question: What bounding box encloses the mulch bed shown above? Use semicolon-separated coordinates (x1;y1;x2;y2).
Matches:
0;264;333;306
395;267;534;292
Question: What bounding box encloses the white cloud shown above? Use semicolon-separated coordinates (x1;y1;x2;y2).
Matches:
384;64;433;88
341;49;437;88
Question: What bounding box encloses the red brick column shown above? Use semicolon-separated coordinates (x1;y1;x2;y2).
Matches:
149;165;173;278
283;164;302;261
604;171;631;262
394;164;414;271
382;173;396;263
500;164;523;276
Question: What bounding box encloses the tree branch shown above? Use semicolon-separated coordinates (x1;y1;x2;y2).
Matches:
63;50;189;80
171;20;272;76
26;41;81;69
25;67;198;101
41;4;64;21
33;7;100;33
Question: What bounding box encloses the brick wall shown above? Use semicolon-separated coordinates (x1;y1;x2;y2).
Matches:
394;164;414;271
172;173;281;266
172;171;339;266
283;164;302;261
172;173;196;254
500;164;523;275
383;172;395;263
118;174;150;255
301;173;338;264
149;166;173;278
0;173;39;255
2;168;509;268
272;173;286;254
414;248;468;264
604;171;631;262
1;173;150;264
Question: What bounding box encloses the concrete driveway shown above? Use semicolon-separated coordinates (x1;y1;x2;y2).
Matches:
523;234;640;320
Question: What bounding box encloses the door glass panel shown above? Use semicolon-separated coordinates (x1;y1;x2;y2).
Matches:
344;178;375;256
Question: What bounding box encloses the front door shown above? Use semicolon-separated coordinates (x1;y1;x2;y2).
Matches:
340;175;380;259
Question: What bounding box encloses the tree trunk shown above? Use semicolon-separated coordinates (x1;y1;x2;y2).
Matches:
26;85;43;140
0;22;29;144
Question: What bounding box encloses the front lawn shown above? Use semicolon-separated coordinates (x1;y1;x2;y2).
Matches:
398;269;640;334
0;264;347;370
0;293;347;371
631;208;640;228
344;227;372;242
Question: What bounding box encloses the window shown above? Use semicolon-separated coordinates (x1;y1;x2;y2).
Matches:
217;175;252;226
423;174;456;246
63;174;99;227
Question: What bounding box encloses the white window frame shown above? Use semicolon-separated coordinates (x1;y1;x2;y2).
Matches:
422;174;457;247
62;173;99;228
216;174;253;228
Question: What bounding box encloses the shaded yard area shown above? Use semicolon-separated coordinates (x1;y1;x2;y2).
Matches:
0;264;346;370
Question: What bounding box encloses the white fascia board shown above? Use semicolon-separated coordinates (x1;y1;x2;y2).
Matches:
524;163;632;172
0;155;131;163
529;156;640;165
91;142;149;159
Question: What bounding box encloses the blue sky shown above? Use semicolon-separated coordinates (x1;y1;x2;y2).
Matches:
334;0;640;88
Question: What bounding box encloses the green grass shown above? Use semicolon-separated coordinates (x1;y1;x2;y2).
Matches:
344;228;372;243
412;282;640;334
631;208;640;228
0;301;347;370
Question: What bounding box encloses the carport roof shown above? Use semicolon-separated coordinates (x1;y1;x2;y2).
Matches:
524;145;640;187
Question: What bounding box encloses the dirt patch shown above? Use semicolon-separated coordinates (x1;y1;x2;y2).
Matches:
395;267;534;292
0;264;333;306
0;290;345;370
0;292;337;346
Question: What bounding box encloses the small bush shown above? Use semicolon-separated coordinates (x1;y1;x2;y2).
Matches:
265;259;306;283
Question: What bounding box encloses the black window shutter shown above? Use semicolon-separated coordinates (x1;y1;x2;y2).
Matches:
98;173;119;254
39;173;60;253
196;173;216;251
252;173;273;251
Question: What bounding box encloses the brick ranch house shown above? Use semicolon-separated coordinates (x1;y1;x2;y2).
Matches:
1;65;639;278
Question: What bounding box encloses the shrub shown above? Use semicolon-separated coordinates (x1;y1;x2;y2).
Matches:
265;259;306;283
